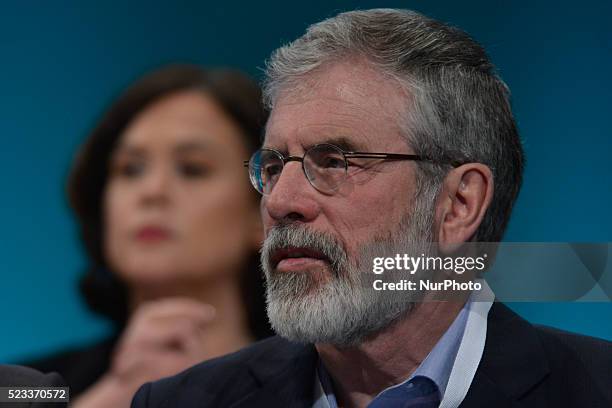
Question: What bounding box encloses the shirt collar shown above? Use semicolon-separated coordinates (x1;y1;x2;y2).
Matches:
412;300;469;396
315;300;471;407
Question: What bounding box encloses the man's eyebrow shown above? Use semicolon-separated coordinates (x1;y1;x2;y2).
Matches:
315;136;361;152
262;136;363;154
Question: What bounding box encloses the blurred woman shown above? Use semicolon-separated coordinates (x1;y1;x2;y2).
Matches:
26;65;272;407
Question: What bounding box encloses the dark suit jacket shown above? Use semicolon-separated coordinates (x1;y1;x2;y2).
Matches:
131;303;612;407
0;365;67;408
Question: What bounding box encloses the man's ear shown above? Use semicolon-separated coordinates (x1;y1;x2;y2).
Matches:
434;163;493;253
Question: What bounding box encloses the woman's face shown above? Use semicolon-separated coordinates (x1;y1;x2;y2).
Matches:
104;90;261;288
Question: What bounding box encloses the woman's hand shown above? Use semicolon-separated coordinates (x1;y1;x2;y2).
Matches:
72;297;216;408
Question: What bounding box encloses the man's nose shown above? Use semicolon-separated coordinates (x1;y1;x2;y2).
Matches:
263;161;320;222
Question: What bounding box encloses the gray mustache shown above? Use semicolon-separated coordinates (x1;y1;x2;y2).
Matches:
261;224;348;277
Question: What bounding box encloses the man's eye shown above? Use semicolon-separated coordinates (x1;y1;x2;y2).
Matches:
322;156;345;169
264;163;282;177
178;162;209;178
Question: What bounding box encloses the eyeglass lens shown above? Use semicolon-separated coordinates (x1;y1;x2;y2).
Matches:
248;144;348;195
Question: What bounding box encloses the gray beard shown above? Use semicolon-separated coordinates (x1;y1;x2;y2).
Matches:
261;197;435;347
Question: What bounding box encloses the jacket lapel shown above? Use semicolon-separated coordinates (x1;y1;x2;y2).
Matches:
230;343;318;408
459;370;524;408
229;303;551;408
459;303;550;407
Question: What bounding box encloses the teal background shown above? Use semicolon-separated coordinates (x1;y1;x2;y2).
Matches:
1;1;610;362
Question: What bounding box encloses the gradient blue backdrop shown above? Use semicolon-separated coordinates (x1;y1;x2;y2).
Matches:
1;0;610;362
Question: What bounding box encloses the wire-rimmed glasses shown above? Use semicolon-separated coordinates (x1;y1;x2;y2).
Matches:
244;143;460;195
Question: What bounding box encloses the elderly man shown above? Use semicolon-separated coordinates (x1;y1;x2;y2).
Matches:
132;9;611;408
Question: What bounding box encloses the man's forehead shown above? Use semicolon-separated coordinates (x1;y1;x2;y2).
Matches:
264;60;408;151
275;59;400;111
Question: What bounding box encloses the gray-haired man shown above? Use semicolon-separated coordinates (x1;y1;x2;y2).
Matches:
132;9;612;408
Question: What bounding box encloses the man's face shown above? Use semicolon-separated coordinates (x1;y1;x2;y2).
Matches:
262;60;418;277
260;60;434;346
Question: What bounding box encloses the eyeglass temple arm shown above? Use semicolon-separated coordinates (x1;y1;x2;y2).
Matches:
345;152;462;167
346;152;423;159
244;153;463;167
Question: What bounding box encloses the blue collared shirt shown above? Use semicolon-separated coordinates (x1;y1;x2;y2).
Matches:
314;302;470;408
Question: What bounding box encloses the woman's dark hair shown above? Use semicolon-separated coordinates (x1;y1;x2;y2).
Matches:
68;64;273;339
